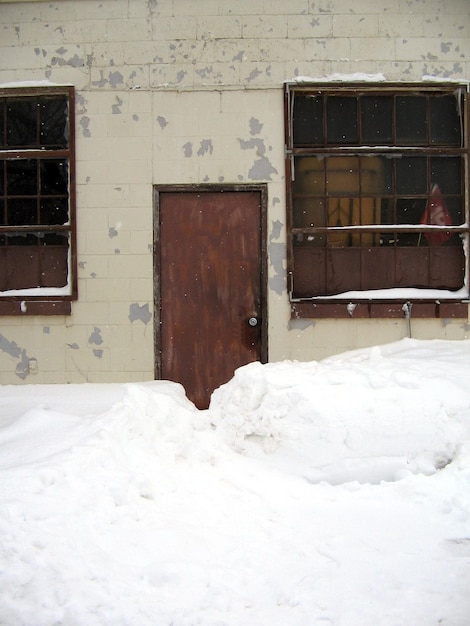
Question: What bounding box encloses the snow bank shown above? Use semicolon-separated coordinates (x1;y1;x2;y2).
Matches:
0;339;469;625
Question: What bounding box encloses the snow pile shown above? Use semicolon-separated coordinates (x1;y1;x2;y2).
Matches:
1;339;470;625
210;339;470;484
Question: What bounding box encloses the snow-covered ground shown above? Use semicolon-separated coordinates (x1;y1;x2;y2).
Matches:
0;338;469;626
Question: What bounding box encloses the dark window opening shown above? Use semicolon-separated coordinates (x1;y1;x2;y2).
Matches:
0;86;76;312
286;83;468;318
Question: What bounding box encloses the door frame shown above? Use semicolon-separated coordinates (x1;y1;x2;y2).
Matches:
153;183;268;380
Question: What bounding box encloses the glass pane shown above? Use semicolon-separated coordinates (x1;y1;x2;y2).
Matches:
396;198;427;246
7;198;37;226
396;157;427;194
382;157;393;194
293;157;324;195
0;162;4;195
430;157;461;195
444;197;464;228
396;96;427;144
326;157;359;195
380;198;394;226
6;159;37;195
7;98;37;147
430;95;461;145
40;197;68;225
0;199;4;226
326;97;358;144
361;96;393;144
293;94;323;145
360;156;386;194
40;159;68;195
396;198;426;225
40;97;68;147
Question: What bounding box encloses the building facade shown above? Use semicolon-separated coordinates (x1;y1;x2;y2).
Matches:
0;0;469;401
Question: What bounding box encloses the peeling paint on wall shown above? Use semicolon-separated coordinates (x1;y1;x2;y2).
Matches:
79;116;91;138
93;349;103;358
183;142;193;157
250;117;263;135
157;116;168;129
197;139;213;156
112;96;123;114
108;227;118;238
92;70;124;89
16;350;32;380
248;157;278;181
0;334;36;380
88;327;103;346
239;136;278;182
128;303;151;324
0;334;21;359
268;219;286;296
289;318;316;331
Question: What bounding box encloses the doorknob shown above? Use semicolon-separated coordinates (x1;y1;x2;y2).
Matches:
247;316;259;327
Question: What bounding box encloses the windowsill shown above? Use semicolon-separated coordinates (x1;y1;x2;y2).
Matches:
291;300;468;319
0;299;72;316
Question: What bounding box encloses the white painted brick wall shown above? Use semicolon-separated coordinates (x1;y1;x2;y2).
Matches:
0;0;468;383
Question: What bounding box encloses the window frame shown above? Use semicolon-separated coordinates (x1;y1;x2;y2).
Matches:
0;85;76;315
285;81;470;319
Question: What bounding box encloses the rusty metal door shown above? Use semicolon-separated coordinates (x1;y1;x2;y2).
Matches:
154;185;267;409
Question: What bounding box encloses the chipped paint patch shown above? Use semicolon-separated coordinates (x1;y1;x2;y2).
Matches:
108;227;118;239
93;349;103;358
79;116;91;138
249;117;263;135
68;343;79;350
183;142;193;157
88;327;103;346
289;319;316;331
248;157;277;181
197;139;213;156
16;350;32;380
112;96;123;114
239;135;278;181
0;334;21;359
129;303;151;324
0;334;35;379
268;220;286;295
157;116;168;129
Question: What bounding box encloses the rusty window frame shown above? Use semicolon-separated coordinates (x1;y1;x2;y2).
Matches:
285;82;469;319
0;86;76;315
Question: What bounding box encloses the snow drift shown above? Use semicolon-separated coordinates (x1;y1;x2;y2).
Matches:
0;338;469;625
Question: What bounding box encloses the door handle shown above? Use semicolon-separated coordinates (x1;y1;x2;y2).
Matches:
247;316;259;327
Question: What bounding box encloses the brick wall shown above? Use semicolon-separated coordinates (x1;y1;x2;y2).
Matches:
0;0;468;382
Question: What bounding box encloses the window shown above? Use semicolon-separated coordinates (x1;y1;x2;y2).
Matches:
0;86;76;315
285;83;469;318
